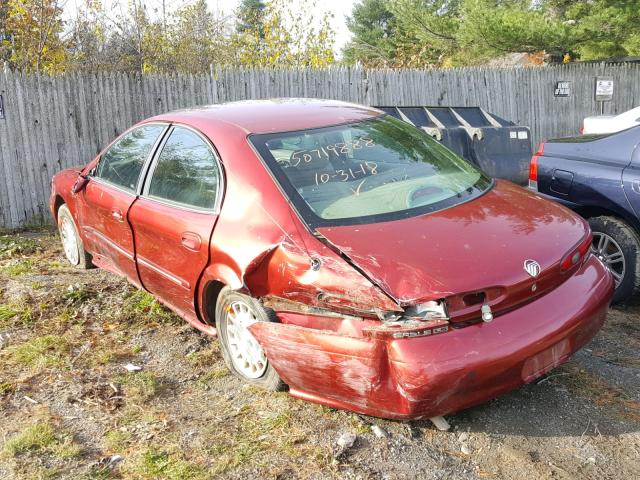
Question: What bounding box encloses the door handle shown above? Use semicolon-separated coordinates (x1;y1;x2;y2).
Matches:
632;180;640;194
181;232;201;251
111;208;124;222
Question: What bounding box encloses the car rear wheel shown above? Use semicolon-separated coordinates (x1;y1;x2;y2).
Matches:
57;204;92;269
588;216;640;304
215;288;285;391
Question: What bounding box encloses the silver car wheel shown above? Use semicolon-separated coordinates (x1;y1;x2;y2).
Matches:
592;232;625;287
60;216;80;266
225;300;268;379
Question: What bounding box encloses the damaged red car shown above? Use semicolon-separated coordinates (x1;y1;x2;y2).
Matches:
50;99;614;420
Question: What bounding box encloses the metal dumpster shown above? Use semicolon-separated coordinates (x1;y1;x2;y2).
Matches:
376;106;532;185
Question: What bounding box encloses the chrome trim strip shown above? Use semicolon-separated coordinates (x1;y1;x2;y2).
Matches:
84;226;134;261
137;256;190;289
89;177;138;197
142;194;220;215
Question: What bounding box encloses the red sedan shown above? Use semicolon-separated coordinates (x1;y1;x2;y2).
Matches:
50;100;614;420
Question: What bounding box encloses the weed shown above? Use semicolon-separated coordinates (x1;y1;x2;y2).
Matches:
0;304;18;323
63;284;95;304
82;465;115;480
207;406;317;474
1;259;35;276
186;343;220;367
118;371;160;402
0;303;33;327
0;235;42;259
3;422;56;456
3;335;70;369
103;429;133;452
135;448;207;480
197;367;230;386
0;381;16;395
46;260;65;270
3;420;80;460
123;290;177;324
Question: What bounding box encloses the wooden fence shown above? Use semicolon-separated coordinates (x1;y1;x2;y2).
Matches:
1;63;640;229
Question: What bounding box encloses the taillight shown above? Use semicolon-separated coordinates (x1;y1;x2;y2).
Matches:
528;143;544;190
561;232;593;271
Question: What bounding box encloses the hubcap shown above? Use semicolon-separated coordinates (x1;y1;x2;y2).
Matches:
60;217;79;265
225;300;268;379
591;232;625;288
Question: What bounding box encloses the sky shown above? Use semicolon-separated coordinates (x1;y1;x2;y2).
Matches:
63;0;358;56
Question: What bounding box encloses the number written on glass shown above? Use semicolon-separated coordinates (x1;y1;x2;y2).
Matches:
314;162;378;185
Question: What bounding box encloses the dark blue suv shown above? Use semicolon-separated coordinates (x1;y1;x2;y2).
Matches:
529;125;640;303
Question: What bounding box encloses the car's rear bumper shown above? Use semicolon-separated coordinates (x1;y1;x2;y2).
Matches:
250;254;613;420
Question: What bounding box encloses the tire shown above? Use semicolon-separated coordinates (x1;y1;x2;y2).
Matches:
215;288;285;391
57;204;93;269
588;216;640;304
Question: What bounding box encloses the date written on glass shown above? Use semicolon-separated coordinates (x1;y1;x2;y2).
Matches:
315;161;378;185
291;137;376;167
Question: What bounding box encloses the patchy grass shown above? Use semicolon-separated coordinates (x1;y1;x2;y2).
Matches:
0;304;19;323
0;259;36;276
2;334;71;370
122;290;177;324
103;429;134;453
3;420;80;460
117;371;160;402
0;303;33;327
0;381;16;396
130;447;208;480
62;284;96;305
186;343;220;368
0;234;42;259
207;404;324;475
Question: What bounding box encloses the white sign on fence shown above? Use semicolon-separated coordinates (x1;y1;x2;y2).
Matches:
595;77;614;101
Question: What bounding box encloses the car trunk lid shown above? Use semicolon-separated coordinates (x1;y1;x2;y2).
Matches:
316;181;590;322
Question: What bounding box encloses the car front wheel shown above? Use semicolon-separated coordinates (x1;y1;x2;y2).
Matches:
215;288;285;391
57;204;92;269
588;216;640;304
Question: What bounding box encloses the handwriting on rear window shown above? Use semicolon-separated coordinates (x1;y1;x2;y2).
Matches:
291;137;375;167
314;162;378;185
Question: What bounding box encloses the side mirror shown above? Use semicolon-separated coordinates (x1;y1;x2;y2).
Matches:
72;175;89;194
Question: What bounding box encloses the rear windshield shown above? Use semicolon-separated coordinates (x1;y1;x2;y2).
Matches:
250;115;491;227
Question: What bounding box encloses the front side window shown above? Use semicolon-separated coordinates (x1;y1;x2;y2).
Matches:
146;127;220;210
250;115;491;227
94;124;166;191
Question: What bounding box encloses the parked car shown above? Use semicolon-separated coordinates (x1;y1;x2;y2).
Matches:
582;105;640;134
529;125;640;303
50;99;613;420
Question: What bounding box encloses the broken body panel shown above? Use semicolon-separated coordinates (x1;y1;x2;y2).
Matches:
50;99;614;420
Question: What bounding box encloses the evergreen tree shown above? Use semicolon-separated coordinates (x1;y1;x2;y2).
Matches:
236;0;266;37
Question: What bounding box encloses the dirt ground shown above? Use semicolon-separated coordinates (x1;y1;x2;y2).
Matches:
0;230;638;480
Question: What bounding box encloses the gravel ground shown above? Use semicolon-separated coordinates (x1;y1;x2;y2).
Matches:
0;230;638;479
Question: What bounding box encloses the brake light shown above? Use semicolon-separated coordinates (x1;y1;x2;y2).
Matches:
528;143;544;190
561;232;593;271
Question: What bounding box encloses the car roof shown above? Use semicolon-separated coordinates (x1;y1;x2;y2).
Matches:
147;99;383;135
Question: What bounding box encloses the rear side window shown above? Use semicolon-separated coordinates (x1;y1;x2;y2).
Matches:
94;125;166;191
146;127;220;210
